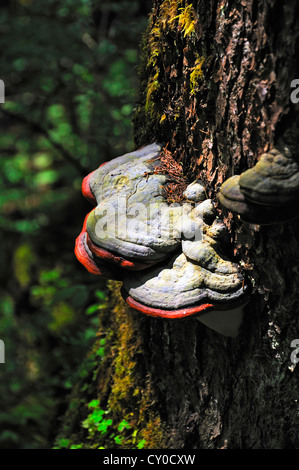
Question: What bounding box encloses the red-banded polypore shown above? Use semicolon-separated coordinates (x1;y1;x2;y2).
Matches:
122;213;249;337
75;143;250;336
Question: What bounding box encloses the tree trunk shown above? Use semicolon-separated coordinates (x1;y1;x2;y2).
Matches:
58;0;299;449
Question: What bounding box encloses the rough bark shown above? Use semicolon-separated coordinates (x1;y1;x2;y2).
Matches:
59;0;299;449
132;0;299;448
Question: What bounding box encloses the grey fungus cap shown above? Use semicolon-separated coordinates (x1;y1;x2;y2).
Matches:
218;148;299;224
239;148;299;206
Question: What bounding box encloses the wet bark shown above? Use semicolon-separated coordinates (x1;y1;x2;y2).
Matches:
60;0;299;449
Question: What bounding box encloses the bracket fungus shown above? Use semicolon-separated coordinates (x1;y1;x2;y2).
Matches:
122;202;249;337
218;147;299;224
82;143;188;268
75;143;250;337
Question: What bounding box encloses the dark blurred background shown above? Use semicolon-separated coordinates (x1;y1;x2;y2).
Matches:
0;0;152;449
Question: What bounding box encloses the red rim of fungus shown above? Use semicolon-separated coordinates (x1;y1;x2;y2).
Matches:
86;234;152;270
75;231;108;276
81;162;107;205
74;211;118;278
121;288;214;319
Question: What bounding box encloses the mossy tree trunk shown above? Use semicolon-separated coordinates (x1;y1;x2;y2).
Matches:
59;0;299;449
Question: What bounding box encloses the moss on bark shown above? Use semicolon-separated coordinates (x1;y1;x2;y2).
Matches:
54;282;166;449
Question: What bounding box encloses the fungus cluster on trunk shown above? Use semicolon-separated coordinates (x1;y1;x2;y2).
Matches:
75;143;250;337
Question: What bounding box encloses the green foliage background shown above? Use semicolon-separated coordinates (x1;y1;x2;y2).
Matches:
0;0;151;449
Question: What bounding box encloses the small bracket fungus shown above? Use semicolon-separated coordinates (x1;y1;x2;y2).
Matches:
183;180;206;202
218;148;299;224
239;148;299;205
75;143;250;337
